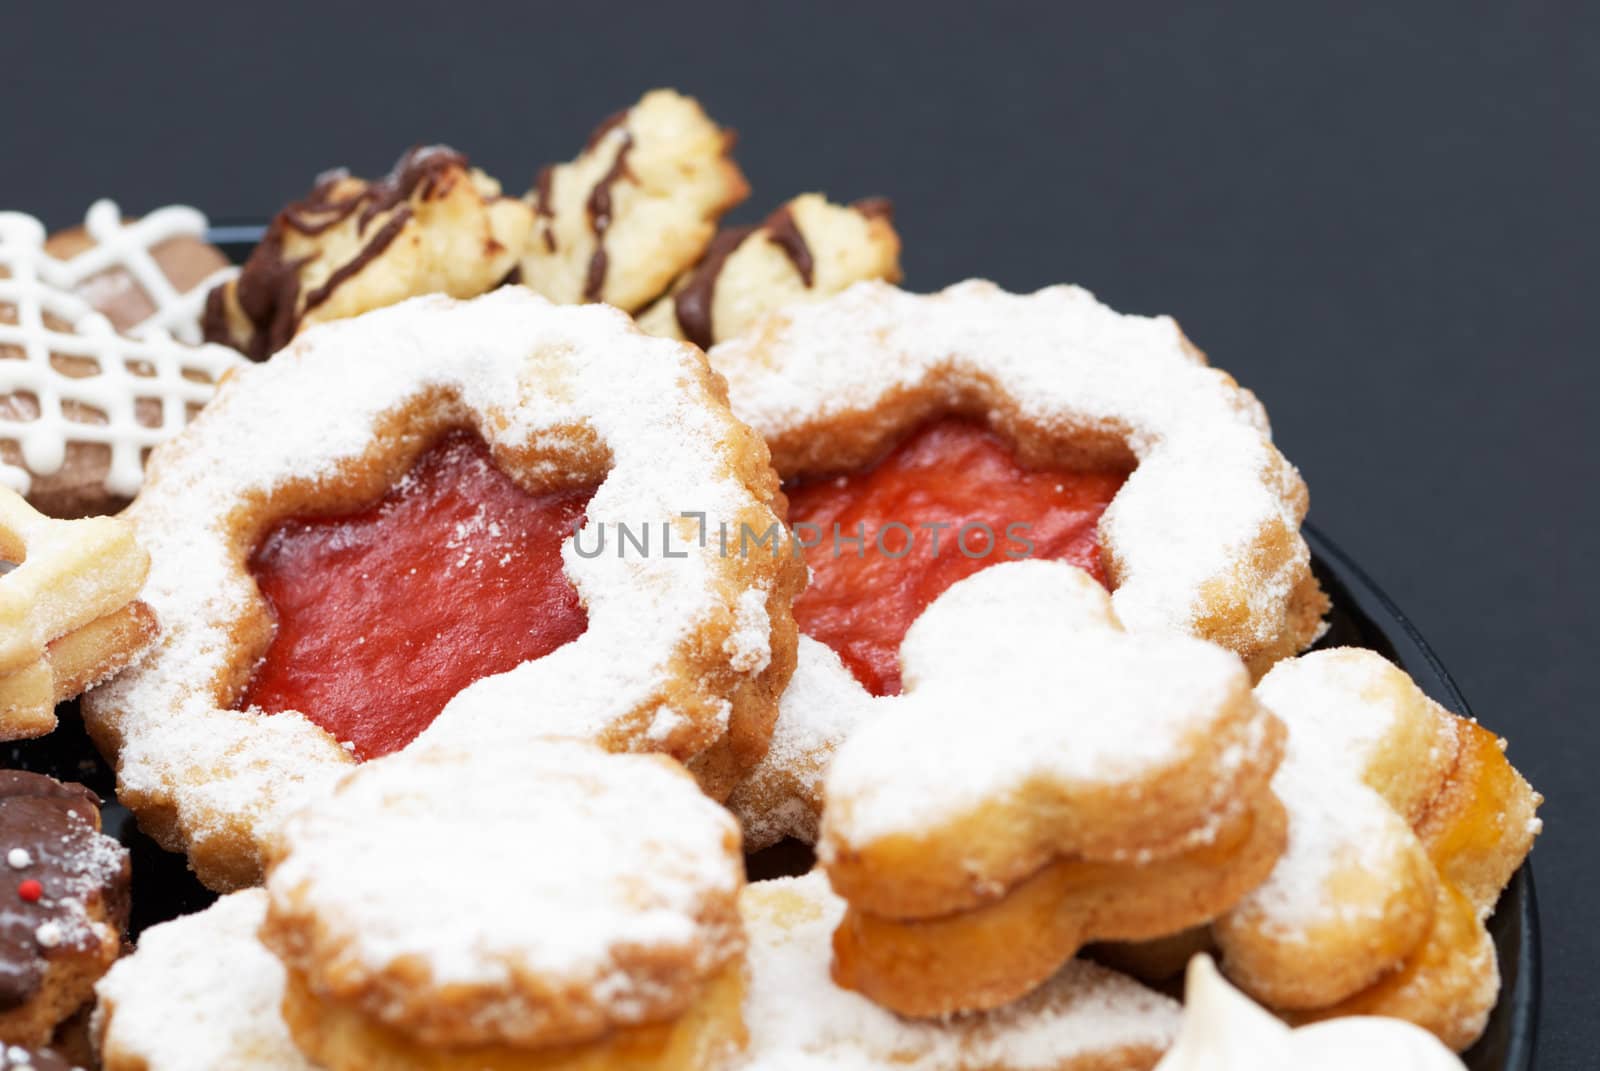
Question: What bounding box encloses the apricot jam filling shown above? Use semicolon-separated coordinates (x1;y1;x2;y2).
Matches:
785;418;1128;696
238;430;594;759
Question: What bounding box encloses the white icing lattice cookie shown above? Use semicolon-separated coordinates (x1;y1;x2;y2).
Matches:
262;741;747;1070
81;288;803;891
815;561;1287;1017
0;213;243;517
738;872;1180;1071
40;200;236;345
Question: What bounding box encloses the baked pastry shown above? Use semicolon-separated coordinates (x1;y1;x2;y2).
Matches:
519;89;749;312
1203;648;1540;1050
0;1046;81;1071
635;194;901;349
811;561;1285;1017
94;889;314;1071
41;200;235;344
739;871;1180;1071
1151;955;1466;1070
261;741;747;1071
717;279;1325;848
203;145;532;360
0;771;130;1048
82;288;802;890
0;487;154;741
0;212;244;517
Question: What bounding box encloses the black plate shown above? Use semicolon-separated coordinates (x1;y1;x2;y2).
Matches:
6;225;1540;1065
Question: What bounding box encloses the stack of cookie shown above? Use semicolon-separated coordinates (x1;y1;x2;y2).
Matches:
0;89;1539;1071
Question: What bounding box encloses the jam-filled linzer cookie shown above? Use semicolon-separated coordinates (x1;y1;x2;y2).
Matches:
0;771;130;1049
0;212;243;518
519;89;749;314
203;145;533;360
720;279;1324;849
739;872;1182;1071
261;741;748;1071
0;487;154;742
81;288;803;891
813;561;1287;1018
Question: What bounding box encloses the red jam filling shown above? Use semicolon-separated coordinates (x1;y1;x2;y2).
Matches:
238;430;593;760
786;419;1128;696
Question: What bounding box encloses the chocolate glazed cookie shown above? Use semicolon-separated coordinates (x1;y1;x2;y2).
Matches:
0;770;130;1047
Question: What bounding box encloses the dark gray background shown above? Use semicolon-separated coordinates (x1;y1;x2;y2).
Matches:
6;3;1597;1066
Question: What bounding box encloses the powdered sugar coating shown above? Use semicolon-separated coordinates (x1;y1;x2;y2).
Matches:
729;636;877;848
739;872;1179;1069
0;212;243;500
821;561;1266;847
93;890;315;1071
264;741;744;1047
1232;650;1452;931
81;288;792;889
710;279;1316;661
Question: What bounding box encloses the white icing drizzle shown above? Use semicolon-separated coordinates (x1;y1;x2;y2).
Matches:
1153;956;1466;1070
0;211;243;498
738;872;1180;1069
55;201;238;345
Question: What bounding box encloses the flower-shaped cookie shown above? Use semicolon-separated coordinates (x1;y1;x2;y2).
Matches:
1210;648;1540;1050
817;560;1287;1017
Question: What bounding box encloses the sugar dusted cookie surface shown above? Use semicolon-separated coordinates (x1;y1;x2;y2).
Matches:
741;872;1180;1071
520;89;749;312
816;561;1287;1017
204;145;532;360
1209;648;1540;1050
636;193;901;349
711;279;1326;676
263;741;746;1058
93;890;315;1071
82;288;802;891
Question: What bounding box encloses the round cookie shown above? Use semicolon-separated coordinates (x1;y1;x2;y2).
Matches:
82;288;803;892
520;89;749;313
203;145;532;360
635;194;901;349
93;890;314;1071
261;740;747;1069
41;200;234;344
0;212;243;518
0;771;129;1049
